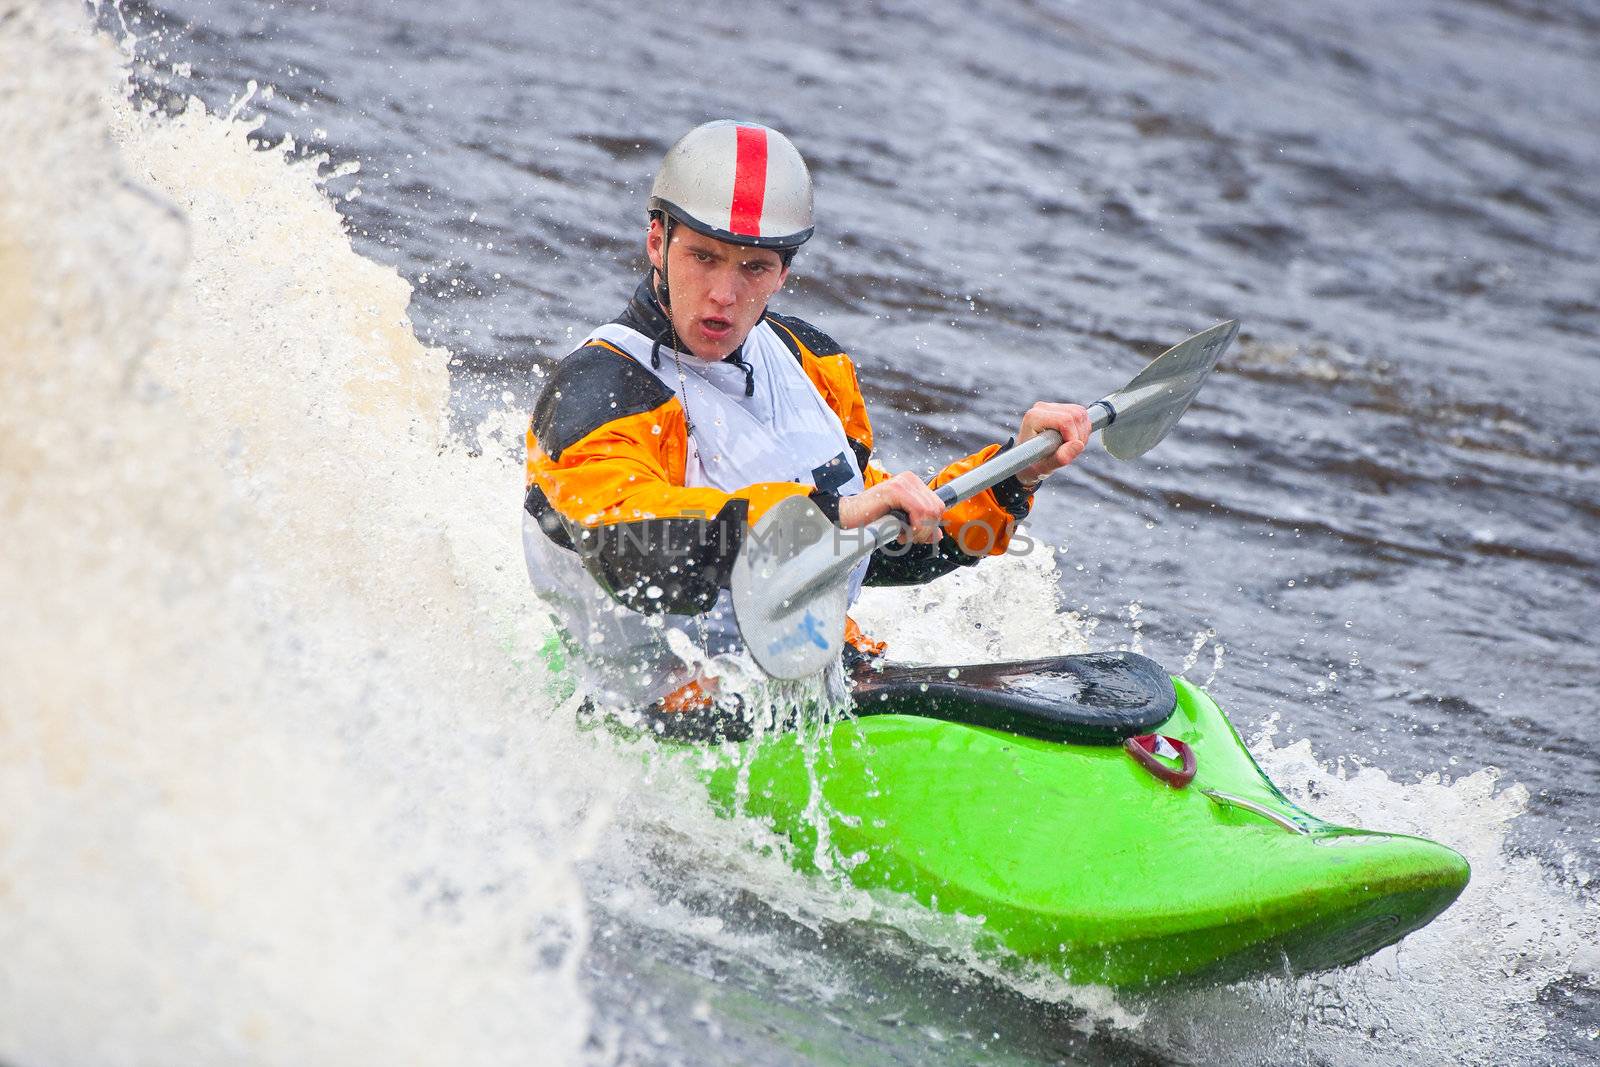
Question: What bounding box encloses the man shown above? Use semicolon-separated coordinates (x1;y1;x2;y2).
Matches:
524;120;1090;732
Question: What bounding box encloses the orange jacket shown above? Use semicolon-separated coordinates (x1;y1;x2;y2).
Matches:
525;278;1033;615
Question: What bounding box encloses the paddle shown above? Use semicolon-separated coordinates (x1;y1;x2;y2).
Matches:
731;320;1240;680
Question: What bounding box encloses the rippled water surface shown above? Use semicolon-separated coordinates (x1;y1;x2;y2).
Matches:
8;0;1598;1063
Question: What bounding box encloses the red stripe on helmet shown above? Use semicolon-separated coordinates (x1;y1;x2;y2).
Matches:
728;125;768;236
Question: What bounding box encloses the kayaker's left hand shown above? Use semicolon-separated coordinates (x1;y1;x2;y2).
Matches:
1015;402;1092;489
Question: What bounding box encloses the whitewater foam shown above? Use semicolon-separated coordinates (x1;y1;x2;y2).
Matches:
2;8;590;1065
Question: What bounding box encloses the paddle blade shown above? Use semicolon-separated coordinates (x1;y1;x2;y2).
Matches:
731;494;852;679
1099;320;1237;460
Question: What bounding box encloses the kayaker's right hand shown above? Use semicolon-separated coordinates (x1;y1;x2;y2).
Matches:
838;472;945;544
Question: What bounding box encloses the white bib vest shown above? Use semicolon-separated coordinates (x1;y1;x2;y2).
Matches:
523;318;866;708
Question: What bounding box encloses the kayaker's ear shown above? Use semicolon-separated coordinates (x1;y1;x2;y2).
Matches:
647;213;672;307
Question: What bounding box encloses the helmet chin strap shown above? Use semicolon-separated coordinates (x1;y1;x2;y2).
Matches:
650;213;676;371
654;213;674;309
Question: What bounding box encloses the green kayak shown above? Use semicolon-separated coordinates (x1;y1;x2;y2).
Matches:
667;650;1469;988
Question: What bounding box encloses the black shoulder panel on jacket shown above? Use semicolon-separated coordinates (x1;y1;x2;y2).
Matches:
765;312;847;359
532;342;675;462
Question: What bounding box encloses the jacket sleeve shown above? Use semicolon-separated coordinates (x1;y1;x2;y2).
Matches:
525;341;811;615
766;314;1034;586
858;439;1034;586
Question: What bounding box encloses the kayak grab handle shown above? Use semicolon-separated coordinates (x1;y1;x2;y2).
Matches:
1124;734;1196;788
1199;790;1310;835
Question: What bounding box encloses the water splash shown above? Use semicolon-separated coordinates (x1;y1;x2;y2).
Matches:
1;9;591;1064
851;533;1101;662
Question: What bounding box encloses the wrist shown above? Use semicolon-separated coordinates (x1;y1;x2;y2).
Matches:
836;492;867;529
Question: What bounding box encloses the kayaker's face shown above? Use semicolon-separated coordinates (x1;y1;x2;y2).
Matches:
647;219;788;361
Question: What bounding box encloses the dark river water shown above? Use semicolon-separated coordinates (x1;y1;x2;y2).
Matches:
55;0;1600;1062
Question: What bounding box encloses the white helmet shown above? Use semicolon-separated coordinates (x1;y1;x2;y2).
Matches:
649;120;814;252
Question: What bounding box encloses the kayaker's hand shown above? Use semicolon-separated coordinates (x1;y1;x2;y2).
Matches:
838;472;945;544
1015;402;1092;488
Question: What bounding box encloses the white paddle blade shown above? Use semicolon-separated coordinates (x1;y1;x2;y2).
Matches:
732;494;852;679
1099;320;1237;460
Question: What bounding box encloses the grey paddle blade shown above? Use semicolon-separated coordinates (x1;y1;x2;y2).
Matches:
733;320;1240;680
731;493;852;680
1098;320;1237;460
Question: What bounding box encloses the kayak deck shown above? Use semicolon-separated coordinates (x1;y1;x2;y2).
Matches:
697;677;1469;987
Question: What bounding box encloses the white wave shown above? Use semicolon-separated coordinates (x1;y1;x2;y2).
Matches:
851;530;1103;663
1153;725;1600;1067
1;8;591;1065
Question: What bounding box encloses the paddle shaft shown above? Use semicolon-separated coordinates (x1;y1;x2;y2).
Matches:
735;320;1236;680
932;400;1116;510
777;401;1114;605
